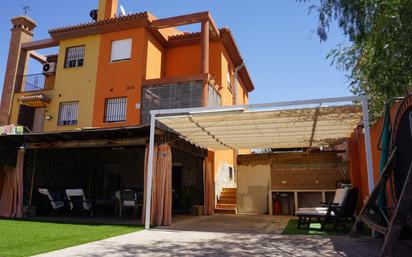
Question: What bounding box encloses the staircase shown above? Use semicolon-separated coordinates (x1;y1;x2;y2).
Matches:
215;188;237;214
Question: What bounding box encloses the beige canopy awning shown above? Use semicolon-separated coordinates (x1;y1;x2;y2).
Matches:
144;96;375;230
157;104;363;150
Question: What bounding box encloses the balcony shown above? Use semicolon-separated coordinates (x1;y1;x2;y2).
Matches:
20;73;55;92
140;74;222;125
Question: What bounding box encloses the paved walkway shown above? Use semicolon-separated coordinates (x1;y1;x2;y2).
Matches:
33;215;411;257
34;229;393;257
160;214;291;234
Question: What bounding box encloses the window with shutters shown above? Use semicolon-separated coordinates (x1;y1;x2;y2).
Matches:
104;97;127;123
111;39;132;62
64;46;85;68
57;101;79;126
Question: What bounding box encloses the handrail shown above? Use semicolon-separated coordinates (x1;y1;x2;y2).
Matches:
21;73;46;92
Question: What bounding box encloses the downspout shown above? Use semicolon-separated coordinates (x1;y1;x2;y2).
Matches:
233;62;244;202
234;62;245;105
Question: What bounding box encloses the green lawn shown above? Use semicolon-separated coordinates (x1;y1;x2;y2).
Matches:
0;219;143;257
282;219;370;236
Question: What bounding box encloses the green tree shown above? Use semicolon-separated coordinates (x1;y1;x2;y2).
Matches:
302;0;412;120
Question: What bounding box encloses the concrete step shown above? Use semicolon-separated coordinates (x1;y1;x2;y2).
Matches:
220;195;236;201
221;191;236;197
216;203;237;209
218;195;237;204
217;198;237;204
222;188;237;193
214;208;237;214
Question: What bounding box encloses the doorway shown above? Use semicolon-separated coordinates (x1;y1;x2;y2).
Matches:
17;105;45;132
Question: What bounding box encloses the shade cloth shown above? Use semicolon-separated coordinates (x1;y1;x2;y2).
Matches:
157;105;363;150
0;148;24;217
142;144;172;226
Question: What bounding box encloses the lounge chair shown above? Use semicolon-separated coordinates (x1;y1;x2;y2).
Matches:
297;187;349;212
38;188;65;213
65;189;94;216
295;187;359;230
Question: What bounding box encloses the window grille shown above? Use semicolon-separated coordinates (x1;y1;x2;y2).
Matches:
64;46;85;68
141;81;204;125
208;83;222;107
58;101;79;126
104;97;127;122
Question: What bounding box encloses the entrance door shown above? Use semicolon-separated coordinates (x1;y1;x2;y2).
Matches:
17;105;45;132
172;165;183;212
32;107;45;132
17;105;35;131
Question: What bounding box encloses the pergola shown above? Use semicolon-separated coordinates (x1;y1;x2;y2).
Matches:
144;96;375;229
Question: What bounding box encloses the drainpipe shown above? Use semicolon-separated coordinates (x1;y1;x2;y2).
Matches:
232;62;244;196
233;62;245;105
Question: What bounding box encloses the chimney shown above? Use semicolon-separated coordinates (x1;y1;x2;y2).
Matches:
0;16;36;126
98;0;118;20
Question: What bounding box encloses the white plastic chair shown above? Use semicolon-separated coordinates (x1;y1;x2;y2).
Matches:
38;188;65;211
65;189;94;216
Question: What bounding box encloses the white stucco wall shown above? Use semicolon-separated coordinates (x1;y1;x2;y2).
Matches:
215;162;236;199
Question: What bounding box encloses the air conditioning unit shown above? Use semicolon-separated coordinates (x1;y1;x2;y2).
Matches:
43;62;56;75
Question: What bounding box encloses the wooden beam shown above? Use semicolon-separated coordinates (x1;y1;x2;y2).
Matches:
25;137;148;149
29;51;47;64
201;19;210;107
201;19;209;74
21;38;59;51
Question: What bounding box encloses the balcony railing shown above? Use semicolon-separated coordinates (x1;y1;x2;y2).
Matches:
21;73;46;92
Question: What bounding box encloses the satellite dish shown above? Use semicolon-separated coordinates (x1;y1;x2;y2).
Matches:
120;5;126;16
90;9;98;21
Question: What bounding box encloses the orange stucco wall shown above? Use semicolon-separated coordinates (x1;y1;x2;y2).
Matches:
164;41;221;81
349;104;399;208
93;28;147;127
145;35;164;80
165;44;201;77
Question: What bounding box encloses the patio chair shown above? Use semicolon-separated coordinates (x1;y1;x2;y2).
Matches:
65;189;94;217
38;188;65;214
115;189;141;219
295;187;359;230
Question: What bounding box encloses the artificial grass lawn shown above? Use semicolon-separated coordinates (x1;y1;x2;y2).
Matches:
0;219;143;257
282;219;370;236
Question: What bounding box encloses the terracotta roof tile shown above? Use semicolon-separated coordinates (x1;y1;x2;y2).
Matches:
168;31;201;40
167;28;231;41
48;12;150;34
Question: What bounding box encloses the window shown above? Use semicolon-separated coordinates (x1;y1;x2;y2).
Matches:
228;167;233;180
64;46;85;68
58;102;79;126
111;39;132;62
208;83;222;107
104;97;127;122
227;68;232;92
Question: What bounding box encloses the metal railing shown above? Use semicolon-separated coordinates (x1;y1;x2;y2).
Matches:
21;73;46;92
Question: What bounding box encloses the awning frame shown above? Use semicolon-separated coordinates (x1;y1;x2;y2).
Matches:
144;95;375;229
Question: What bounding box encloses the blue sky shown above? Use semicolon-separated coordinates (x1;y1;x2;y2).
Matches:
0;0;350;104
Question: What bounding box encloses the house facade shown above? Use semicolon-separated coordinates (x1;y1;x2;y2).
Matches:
0;0;254;214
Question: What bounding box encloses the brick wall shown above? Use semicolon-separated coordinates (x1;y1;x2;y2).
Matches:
0;16;36;125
